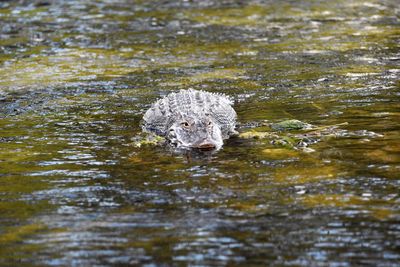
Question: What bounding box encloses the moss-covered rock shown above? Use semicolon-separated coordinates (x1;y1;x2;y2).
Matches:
131;134;166;148
270;119;314;131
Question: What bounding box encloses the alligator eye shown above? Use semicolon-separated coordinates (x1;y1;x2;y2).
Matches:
181;122;190;128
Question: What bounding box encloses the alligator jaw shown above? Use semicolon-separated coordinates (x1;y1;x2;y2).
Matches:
196;140;216;151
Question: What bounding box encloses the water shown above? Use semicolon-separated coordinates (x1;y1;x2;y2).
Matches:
0;0;399;266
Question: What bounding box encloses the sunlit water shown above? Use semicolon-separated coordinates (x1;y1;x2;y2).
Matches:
0;0;399;266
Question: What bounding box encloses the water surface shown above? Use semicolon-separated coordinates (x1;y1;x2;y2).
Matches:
0;0;399;266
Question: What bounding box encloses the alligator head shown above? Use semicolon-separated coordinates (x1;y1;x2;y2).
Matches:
166;114;223;150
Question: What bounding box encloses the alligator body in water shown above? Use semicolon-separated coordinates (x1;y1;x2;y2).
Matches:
142;89;237;150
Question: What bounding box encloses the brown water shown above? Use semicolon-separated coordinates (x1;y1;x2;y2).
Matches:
0;0;399;266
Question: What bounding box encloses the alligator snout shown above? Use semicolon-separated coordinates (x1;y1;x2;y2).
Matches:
196;140;216;150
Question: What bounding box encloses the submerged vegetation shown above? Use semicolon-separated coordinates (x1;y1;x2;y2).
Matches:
0;0;399;266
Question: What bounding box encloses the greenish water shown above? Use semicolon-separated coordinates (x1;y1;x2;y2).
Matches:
0;0;399;266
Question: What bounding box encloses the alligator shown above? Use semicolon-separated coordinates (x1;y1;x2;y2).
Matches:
142;89;237;150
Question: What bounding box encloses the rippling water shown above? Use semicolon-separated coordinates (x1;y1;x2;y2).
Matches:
0;0;399;266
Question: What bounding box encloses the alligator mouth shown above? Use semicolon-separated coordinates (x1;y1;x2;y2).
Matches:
173;139;218;151
196;142;216;151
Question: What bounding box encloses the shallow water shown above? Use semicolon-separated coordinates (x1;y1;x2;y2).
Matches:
0;0;399;266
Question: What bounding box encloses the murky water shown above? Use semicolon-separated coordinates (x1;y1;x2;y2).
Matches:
0;0;399;266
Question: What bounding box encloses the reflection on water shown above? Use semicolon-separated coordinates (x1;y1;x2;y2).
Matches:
0;0;399;266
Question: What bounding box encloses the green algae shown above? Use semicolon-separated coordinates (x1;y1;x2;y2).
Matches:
270;119;313;131
299;194;400;220
333;65;384;76
0;40;248;91
0;223;64;265
0;48;142;90
131;134;166;148
239;131;276;139
261;148;300;160
0;223;47;243
238;121;356;152
186;68;245;83
0;201;51;222
183;4;323;27
184;5;273;27
274;164;339;185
